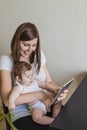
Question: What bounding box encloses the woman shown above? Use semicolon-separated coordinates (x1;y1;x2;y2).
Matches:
0;22;68;130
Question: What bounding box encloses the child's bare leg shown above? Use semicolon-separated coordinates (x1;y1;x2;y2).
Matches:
52;101;62;118
31;108;54;125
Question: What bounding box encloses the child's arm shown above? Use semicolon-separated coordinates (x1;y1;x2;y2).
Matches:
8;85;21;110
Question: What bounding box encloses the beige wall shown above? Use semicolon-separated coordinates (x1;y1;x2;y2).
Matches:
0;0;87;84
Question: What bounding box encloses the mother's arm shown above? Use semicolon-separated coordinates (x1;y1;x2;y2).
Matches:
43;64;69;101
0;70;49;107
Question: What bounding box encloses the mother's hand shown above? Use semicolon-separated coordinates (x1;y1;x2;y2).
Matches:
55;89;69;104
41;93;53;112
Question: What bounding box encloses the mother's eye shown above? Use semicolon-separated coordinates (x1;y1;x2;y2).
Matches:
23;43;29;47
32;44;37;47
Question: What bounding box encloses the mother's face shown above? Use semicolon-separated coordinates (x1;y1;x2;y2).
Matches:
19;38;38;58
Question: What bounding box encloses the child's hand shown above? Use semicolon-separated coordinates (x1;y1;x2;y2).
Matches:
8;102;16;110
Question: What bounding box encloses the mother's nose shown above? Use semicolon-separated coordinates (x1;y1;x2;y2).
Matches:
26;46;31;51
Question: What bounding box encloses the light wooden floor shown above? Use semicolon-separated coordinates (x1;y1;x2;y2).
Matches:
0;73;86;130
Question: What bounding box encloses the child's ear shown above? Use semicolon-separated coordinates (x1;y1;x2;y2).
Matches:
16;76;21;82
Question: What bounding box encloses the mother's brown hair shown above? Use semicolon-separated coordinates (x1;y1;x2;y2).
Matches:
11;22;41;73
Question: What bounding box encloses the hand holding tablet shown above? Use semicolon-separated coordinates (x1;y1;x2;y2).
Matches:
51;78;74;105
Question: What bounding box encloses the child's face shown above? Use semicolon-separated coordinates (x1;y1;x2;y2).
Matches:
21;70;34;86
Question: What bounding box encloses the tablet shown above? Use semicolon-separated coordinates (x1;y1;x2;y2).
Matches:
51;78;74;105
